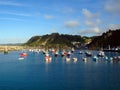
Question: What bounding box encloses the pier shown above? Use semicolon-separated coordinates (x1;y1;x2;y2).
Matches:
0;46;24;52
103;49;120;52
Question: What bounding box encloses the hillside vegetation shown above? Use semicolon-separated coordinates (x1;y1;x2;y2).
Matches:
24;29;120;49
25;33;91;48
88;29;120;49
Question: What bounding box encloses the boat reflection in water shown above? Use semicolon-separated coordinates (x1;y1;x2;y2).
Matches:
0;49;120;90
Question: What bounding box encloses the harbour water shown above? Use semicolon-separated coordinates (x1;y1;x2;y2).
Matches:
0;50;120;90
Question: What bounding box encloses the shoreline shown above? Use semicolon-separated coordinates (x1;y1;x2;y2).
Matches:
0;46;24;52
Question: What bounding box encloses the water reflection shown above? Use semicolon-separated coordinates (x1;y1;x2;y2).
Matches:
45;60;52;64
0;50;120;90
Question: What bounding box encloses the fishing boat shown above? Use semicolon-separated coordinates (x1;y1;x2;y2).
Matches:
67;51;71;58
72;57;77;62
51;48;55;53
82;57;87;62
97;51;105;57
71;48;75;53
55;51;59;57
61;50;67;57
20;53;27;57
44;53;52;61
4;50;8;55
93;56;98;61
85;51;92;57
4;46;8;55
113;56;120;62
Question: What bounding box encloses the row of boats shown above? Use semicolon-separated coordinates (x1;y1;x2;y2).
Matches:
18;48;120;63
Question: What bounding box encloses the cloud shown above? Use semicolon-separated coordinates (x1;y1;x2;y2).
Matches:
65;8;75;13
85;19;101;27
78;27;101;36
82;8;100;18
105;0;120;15
0;1;25;6
108;24;120;30
82;9;101;26
81;8;102;36
0;17;24;21
61;7;75;13
0;11;32;17
64;20;80;28
85;20;95;27
44;14;54;19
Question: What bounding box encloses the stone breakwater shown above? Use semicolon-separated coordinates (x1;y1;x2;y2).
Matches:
0;46;24;52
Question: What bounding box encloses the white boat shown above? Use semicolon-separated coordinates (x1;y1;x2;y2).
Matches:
67;51;71;57
85;51;92;57
97;51;105;57
44;53;52;61
93;56;98;61
72;57;77;62
55;51;59;57
71;48;75;53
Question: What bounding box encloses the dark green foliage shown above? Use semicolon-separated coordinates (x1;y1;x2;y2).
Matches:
26;36;41;44
88;29;120;49
25;33;88;48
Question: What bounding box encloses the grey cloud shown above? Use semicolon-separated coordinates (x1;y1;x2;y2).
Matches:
0;11;32;17
108;24;120;30
82;9;100;18
44;14;54;19
78;27;101;36
105;0;120;15
0;1;25;6
64;20;80;28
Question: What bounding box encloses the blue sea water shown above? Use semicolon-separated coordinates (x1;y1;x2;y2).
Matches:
0;50;120;90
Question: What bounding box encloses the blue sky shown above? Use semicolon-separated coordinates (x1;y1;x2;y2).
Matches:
0;0;120;44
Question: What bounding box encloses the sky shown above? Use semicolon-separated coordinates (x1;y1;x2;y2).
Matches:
0;0;120;44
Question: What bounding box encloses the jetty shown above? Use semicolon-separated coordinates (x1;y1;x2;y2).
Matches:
103;49;120;52
0;46;24;52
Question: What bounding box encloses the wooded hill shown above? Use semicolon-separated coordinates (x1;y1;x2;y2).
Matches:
24;29;120;49
88;29;120;49
25;33;91;48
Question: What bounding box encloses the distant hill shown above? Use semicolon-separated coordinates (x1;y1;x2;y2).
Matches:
25;33;92;48
88;29;120;49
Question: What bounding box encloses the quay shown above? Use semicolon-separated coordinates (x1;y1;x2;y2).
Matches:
0;46;24;52
103;49;120;52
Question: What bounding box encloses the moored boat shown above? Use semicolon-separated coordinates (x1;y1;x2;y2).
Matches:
61;50;67;57
55;51;59;57
97;51;105;57
85;51;92;57
72;57;77;62
4;50;8;55
82;57;87;62
93;56;98;61
20;53;27;57
44;53;52;61
67;51;71;58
